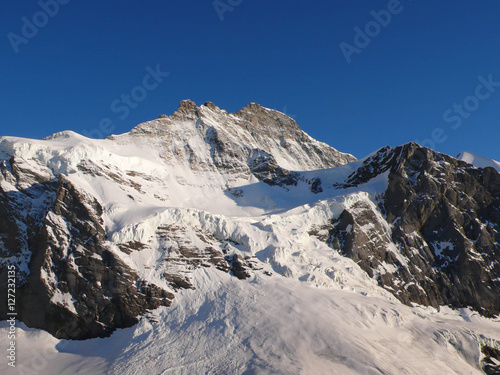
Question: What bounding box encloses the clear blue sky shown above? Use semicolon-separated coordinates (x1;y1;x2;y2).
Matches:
2;0;500;161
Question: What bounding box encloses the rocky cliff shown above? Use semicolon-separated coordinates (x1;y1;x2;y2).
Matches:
315;143;500;316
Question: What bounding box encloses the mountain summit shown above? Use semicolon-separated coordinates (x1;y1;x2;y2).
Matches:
128;99;356;172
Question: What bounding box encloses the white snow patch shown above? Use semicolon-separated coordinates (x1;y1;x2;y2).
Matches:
1;268;499;374
50;289;77;315
458;151;500;172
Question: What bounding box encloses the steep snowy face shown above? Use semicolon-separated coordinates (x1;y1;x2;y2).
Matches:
126;100;356;174
117;99;356;195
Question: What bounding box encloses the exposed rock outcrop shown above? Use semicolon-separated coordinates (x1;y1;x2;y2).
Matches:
0;169;173;339
321;143;500;316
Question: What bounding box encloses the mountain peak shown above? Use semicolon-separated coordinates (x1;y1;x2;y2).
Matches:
241;102;264;111
202;101;218;111
177;99;222;114
127;100;356;173
235;101;284;117
178;99;197;111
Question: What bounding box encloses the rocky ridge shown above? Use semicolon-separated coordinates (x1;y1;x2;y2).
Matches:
314;143;500;316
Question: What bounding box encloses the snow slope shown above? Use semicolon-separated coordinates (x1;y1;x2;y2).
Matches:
2;267;500;374
458;151;500;172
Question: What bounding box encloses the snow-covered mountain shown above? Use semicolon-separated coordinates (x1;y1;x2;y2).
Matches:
1;101;500;374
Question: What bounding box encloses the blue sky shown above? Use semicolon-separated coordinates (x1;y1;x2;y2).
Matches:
2;0;500;161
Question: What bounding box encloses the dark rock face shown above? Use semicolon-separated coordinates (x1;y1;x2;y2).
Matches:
229;254;251;279
152;224;230;290
321;143;500;316
0;158;57;283
0;162;173;339
226;254;266;280
248;149;299;188
310;177;323;194
482;345;500;374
